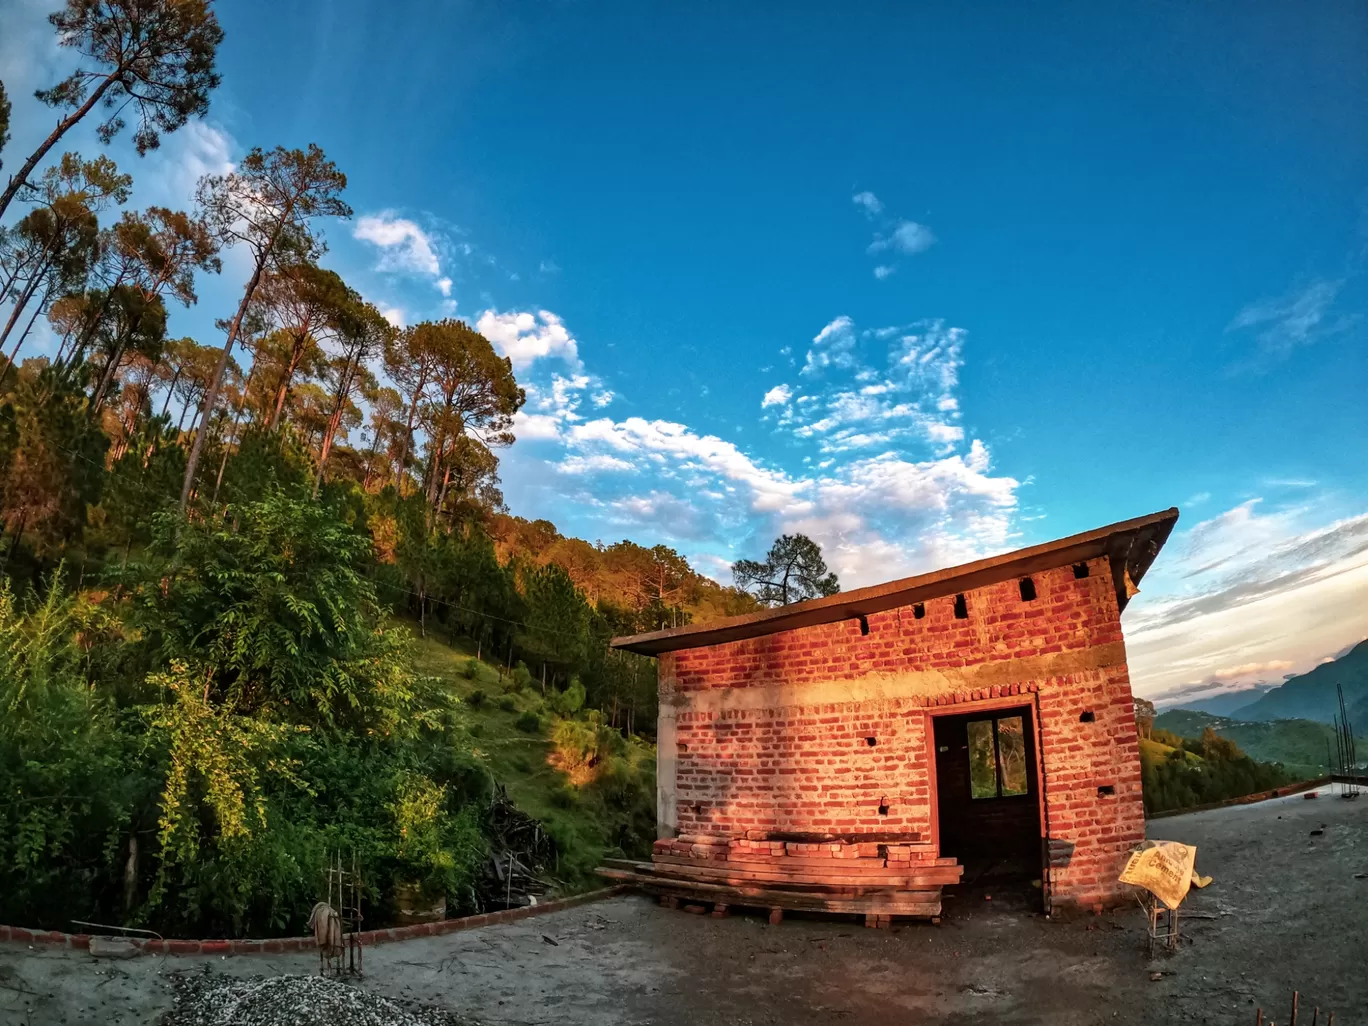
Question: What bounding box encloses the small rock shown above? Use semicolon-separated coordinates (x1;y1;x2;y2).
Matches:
88;938;141;960
540;934;558;946
1310;828;1324;836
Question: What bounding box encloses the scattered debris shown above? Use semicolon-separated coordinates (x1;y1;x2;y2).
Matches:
162;972;479;1026
1310;829;1324;837
1303;792;1319;800
541;935;558;946
480;787;555;911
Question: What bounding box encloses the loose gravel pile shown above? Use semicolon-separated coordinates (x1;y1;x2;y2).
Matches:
162;972;480;1026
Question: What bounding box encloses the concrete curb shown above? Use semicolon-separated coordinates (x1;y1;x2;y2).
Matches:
0;885;629;955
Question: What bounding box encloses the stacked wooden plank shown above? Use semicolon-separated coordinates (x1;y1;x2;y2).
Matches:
596;834;961;924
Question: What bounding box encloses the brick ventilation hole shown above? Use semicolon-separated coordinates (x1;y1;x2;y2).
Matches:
865;736;877;747
1072;562;1090;579
1079;710;1096;723
953;594;968;619
877;798;890;816
1097;785;1115;797
1018;577;1037;602
857;614;870;636
912;603;926;619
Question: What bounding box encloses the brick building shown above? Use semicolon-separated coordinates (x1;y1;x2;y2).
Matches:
604;508;1177;920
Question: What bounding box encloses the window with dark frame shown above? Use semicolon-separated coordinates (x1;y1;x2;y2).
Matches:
966;715;1029;799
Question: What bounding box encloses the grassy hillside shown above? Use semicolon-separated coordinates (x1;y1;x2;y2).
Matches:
408;627;656;890
1139;736;1200;768
1153;709;1364;778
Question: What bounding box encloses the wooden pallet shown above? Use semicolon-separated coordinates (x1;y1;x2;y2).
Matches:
597;867;943;919
610;857;962;890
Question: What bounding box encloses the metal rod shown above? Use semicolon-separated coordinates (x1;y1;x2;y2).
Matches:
1291;991;1299;1026
69;921;164;940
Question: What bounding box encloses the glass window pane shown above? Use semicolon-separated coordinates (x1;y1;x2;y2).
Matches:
996;716;1028;796
967;719;997;798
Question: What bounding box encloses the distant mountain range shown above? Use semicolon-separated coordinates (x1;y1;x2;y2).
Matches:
1168;684;1278;718
1229;639;1368;728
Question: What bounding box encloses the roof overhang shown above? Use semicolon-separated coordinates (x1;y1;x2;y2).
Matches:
611;507;1179;656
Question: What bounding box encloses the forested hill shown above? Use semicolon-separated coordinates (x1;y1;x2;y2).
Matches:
1230;640;1368;727
0;2;770;943
489;514;760;629
1153;709;1367;779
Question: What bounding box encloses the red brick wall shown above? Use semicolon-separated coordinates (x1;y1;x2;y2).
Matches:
658;557;1146;910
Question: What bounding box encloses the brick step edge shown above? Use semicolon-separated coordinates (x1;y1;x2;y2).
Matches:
1146;777;1328;819
0;885;629;955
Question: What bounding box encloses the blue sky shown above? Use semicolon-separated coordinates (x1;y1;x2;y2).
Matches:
3;0;1366;704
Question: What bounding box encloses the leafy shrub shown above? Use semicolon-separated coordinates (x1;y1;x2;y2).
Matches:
549;711;626;786
468;723;484;738
463;658;481;679
498;696;517;713
516;711;541;734
510;662;534;692
466;689;486;708
553;677;586;717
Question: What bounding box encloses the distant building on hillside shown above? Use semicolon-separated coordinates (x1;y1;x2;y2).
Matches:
602;508;1178;922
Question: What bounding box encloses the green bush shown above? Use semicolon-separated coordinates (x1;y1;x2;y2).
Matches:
553;677;586;717
516;711;542;733
1;499;498;937
498;696;517;713
463;658;481;679
466;689;487;708
510;662;535;692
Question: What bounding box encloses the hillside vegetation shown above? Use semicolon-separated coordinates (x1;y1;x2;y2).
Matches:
1154;709;1367;779
0;10;755;940
1140;725;1296;815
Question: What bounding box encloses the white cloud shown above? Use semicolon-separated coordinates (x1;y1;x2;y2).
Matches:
145;120;235;208
1226;278;1353;359
802;316;858;376
476;309;581;371
354;212;442;277
436;277;453;297
788;318;969;454
512;412;564;441
1211;659;1294;681
379;306;406;328
761;384;792;408
591;390;614;408
852;191;883;217
558;454;635;474
539;260;561;274
1126;502;1368;702
869;220;937;255
873;265;896;280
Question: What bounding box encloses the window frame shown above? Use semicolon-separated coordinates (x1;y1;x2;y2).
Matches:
967;713;1030;800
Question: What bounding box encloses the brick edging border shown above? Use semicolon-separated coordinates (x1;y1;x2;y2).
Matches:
1147;777;1329;819
0;885;629;956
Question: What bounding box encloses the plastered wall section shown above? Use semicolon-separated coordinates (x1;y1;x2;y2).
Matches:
655;557;1146;909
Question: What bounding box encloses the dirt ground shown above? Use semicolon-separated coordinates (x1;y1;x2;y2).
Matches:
2;783;1364;1026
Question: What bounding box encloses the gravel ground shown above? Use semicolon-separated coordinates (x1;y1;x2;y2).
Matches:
1;784;1363;1026
160;973;478;1026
